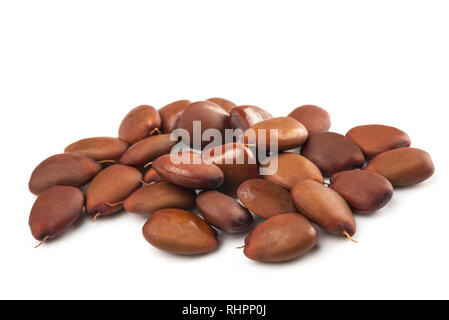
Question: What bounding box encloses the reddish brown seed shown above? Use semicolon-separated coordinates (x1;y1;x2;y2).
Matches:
330;170;393;213
152;153;224;190
119;134;177;167
124;181;196;215
175;101;231;149
260;152;323;190
142;208;218;255
64;137;128;161
158;99;191;133
346;124;411;159
288;105;331;135
85;164;142;216
202;143;259;196
196;191;254;233
118;105;161;144
244;213;318;262
143;168;164;183
243;117;308;152
29;185;84;241
301;132;366;176
206;97;236;114
237;178;297;219
364;148;434;186
29;153;101;195
230;105;273;131
291;179;356;236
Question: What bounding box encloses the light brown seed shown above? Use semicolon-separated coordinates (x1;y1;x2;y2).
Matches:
206;97;236;114
118;105;161;144
158;99;191;133
288;105;331;135
230;105;272;131
64;137;128;161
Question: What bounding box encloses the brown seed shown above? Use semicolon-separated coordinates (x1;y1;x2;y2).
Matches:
85;164;142;216
364;148;434;186
29;153;101;195
124;181;196;215
206;97;236;114
301;132;366;176
64;137;128;161
142;208;218;255
119;134;177;167
346;124;411;159
291;179;356;236
196;191;254;233
158;99;191;133
202;143;259;196
152;153;224;190
261;152;323;190
175;101;231;149
244;213;318;262
29;185;84;241
230;105;272;131
237;178;297;219
288;104;331;135
118;105;161;144
143;168;164;184
243;117;308;152
330;169;393;213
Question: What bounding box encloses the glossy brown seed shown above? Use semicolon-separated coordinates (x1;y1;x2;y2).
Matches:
230;105;272;131
202;143;259;196
364;148;434;186
237;178;297;219
29;153;101;195
158;99;191;133
288;105;331;135
330;170;393;213
243;117;308;152
196;191;254;233
244;213;318;262
119;134;177;167
143;168;164;183
118;105;161;144
124;181;196;215
301;132;365;176
85;164;142;216
142;208;218;255
64;137;128;161
29;185;84;242
206;97;236;114
346;124;411;159
260;152;323;190
175;101;231;149
152;153;224;190
291;179;356;236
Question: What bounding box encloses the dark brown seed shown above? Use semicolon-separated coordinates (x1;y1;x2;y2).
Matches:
142;208;218;255
85;164;142;216
364;148;434;186
291;179;356;237
64;137;128;161
143;168;164;183
288;105;331;135
260;152;323;190
244;213;318;262
346;124;411;159
301;132;366;176
29;185;84;241
330;169;393;213
29;153;101;195
237;178;297;219
230;105;272;131
118;105;161;144
243;117;308;152
124;181;196;215
152;153;224;190
202;143;259;196
196;191;253;233
159;99;191;133
206;97;236;114
119;134;177;167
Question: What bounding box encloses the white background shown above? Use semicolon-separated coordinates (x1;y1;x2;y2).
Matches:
0;1;447;300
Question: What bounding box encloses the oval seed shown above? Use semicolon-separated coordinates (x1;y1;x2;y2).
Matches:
158;99;191;133
118;105;161;144
288;104;331;135
64;137;128;161
206;97;236;114
230;105;272;131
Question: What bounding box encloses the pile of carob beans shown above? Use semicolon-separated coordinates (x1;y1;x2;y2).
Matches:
28;98;435;262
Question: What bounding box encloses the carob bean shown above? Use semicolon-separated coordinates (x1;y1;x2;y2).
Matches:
118;105;161;144
288;104;331;135
206;97;236;114
230;105;272;131
143;168;164;184
158;99;191;133
64;137;128;161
